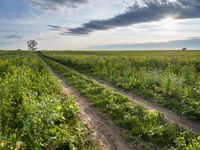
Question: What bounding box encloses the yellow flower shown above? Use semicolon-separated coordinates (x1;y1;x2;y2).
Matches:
0;141;5;147
197;136;200;141
15;141;23;150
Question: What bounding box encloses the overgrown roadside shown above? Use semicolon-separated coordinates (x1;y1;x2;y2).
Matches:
47;66;137;150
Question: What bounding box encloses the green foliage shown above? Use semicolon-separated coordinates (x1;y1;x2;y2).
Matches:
42;51;200;121
0;53;98;150
44;57;200;149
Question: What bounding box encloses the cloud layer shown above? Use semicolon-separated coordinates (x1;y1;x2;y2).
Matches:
30;0;87;9
87;37;200;50
55;0;200;35
5;35;23;39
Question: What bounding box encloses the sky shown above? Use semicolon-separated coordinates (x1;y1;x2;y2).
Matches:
0;0;200;50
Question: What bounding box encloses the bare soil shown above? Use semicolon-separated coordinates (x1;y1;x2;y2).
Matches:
48;66;137;150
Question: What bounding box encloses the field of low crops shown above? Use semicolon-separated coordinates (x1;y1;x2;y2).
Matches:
42;51;200;121
42;55;200;149
1;50;200;150
0;51;98;149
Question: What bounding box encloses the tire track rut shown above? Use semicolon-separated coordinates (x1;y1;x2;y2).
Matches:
47;66;137;150
89;77;200;133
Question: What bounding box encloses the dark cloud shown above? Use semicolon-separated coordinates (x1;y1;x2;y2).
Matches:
64;0;200;35
47;25;63;31
61;27;91;35
47;25;62;29
47;25;71;33
87;37;200;50
30;0;87;9
5;35;23;39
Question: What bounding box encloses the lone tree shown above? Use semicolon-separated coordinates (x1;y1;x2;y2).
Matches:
182;48;187;51
27;40;38;50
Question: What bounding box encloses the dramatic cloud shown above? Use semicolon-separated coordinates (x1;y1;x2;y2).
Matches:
5;35;23;39
30;0;87;9
63;0;200;35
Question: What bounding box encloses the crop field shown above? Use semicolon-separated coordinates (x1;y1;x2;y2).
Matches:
0;50;200;150
0;51;98;149
1;0;200;149
42;51;200;121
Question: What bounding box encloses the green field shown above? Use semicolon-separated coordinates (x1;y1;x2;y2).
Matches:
42;50;200;121
0;50;200;150
0;51;98;149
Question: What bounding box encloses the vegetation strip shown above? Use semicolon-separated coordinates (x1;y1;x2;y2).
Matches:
43;56;200;150
0;52;98;150
41;51;200;121
48;66;136;150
